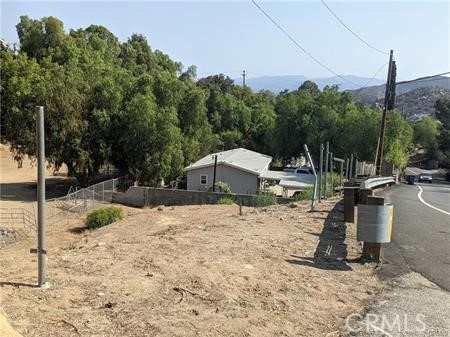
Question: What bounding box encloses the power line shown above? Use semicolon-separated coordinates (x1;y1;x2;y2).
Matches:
251;0;358;87
395;71;450;85
319;0;388;56
352;62;388;98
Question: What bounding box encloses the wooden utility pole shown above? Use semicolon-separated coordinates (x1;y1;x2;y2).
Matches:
242;70;246;87
375;50;396;175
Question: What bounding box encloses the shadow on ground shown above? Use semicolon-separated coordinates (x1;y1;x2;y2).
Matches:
286;201;352;271
0;177;76;202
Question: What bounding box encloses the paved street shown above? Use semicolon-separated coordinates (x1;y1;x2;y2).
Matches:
379;168;450;291
345;168;450;336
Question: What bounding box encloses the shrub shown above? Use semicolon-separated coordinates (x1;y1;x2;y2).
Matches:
216;197;235;205
85;206;124;229
216;181;231;194
254;192;277;207
292;187;314;201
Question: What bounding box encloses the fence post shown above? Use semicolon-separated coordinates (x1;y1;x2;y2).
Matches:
349;154;354;179
330;152;334;197
36;106;46;288
319;144;324;202
324;142;329;199
343;182;357;223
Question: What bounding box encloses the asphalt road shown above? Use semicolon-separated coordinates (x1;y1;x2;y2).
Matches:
378;167;450;291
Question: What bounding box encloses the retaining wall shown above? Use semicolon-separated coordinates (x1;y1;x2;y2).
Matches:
112;187;292;207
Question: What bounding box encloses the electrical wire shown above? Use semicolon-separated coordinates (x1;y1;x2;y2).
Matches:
251;0;359;87
319;0;388;56
352;62;388;98
395;72;450;85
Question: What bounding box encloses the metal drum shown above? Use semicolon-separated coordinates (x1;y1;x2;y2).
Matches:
357;203;394;243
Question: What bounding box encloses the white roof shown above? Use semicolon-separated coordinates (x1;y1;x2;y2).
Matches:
184;148;272;175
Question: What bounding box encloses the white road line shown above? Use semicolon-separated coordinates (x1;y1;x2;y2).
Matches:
417;185;450;216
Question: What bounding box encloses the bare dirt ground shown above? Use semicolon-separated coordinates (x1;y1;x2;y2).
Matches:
0;143;75;211
0;143;386;337
0;200;385;337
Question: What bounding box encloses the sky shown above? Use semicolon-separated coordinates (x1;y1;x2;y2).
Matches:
1;1;449;82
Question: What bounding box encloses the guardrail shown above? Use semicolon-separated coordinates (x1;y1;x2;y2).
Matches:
360;176;395;190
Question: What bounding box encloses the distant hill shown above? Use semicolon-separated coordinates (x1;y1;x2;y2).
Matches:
350;75;450;122
240;75;385;93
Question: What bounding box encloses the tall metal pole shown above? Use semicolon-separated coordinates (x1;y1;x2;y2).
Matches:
345;158;349;180
212;155;218;192
324;142;329;198
375;49;395;175
349;154;354;180
319;144;324;202
303;144;317;211
330;152;334;196
36;106;46;288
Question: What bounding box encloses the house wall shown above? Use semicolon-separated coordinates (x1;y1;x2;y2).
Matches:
186;164;259;194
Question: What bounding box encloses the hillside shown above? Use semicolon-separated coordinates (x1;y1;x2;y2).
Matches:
350;75;450;121
239;75;385;93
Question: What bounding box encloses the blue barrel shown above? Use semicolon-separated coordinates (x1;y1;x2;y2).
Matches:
407;175;416;185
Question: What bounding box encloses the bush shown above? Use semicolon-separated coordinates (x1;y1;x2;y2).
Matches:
216;197;235;205
85;206;124;229
292;187;314;201
254;192;277;207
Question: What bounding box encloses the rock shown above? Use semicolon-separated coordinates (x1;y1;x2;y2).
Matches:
96;242;105;247
279;217;284;221
104;301;116;308
289;203;298;208
97;292;105;297
157;206;164;211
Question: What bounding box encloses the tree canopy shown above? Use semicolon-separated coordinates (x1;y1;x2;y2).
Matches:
1;16;416;185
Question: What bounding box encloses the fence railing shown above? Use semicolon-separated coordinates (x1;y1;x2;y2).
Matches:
46;176;129;220
0;207;36;248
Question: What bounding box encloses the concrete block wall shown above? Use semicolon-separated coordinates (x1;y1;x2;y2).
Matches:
112;187;292;207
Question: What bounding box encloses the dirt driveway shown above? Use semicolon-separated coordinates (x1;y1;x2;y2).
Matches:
0;198;384;337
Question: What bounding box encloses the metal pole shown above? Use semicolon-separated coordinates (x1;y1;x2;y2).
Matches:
345;158;349;180
303;144;317;211
212;155;218;192
355;159;359;178
340;161;344;193
319;144;324;202
330;152;334;196
324;142;329;198
102;181;105;203
36;106;46;288
349;154;354;180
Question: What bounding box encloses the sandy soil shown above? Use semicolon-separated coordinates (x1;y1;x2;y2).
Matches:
0;144;74;211
0;200;384;337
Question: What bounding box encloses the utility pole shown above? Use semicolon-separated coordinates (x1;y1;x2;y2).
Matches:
242;70;246;87
212;155;218;192
36;106;46;288
375;49;396;175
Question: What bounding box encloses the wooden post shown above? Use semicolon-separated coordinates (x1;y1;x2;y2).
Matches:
361;196;384;262
343;183;357;223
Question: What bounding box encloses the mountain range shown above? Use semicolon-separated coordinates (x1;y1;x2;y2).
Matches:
241;74;450;121
240;75;385;92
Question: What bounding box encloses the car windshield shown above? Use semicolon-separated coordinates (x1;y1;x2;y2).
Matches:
421;173;431;177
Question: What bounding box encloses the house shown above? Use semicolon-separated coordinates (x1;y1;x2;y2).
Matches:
184;148;272;194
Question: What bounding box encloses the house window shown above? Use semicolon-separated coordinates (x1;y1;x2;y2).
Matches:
200;174;208;185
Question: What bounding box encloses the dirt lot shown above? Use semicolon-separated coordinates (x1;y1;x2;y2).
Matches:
1;143;385;337
0;144;74;211
0;199;385;337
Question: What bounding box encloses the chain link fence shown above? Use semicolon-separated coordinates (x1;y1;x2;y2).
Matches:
0;176;131;248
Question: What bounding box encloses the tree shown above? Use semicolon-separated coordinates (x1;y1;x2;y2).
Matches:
413;117;441;159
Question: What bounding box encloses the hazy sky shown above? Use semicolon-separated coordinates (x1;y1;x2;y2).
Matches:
1;1;449;81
